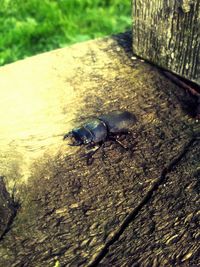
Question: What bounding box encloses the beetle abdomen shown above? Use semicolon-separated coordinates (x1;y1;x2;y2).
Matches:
99;111;136;133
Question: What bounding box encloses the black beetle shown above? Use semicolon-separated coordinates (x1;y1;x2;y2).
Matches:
63;111;136;163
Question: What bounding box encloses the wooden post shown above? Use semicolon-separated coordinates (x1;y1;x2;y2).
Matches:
132;0;200;85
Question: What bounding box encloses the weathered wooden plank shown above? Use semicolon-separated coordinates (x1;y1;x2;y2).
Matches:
132;0;200;85
100;139;200;266
0;33;198;266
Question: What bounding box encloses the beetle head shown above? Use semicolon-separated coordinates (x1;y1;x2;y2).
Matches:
63;131;83;146
63;126;93;146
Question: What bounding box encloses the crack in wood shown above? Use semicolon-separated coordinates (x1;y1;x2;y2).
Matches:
87;136;198;267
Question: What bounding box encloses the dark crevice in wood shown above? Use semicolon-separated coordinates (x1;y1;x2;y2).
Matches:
87;137;198;267
162;70;200;118
163;70;200;96
0;177;20;242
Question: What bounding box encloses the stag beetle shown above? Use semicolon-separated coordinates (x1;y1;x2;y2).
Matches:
63;111;136;164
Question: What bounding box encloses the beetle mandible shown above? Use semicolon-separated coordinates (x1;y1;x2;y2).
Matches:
63;110;136;164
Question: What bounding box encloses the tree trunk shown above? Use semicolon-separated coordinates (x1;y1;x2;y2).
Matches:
132;0;200;85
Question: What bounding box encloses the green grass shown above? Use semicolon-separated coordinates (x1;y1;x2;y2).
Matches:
0;0;131;66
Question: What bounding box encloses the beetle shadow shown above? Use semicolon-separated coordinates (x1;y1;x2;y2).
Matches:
81;132;137;166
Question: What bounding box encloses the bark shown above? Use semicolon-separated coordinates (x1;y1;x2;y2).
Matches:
132;0;200;85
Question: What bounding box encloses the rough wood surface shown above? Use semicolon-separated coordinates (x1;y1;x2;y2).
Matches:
100;139;200;266
132;0;200;85
0;32;199;266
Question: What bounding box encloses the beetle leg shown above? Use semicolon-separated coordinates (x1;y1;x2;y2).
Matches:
109;136;128;150
84;144;101;165
85;142;96;150
101;143;107;159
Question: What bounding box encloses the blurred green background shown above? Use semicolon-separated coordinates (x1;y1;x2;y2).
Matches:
0;0;131;66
